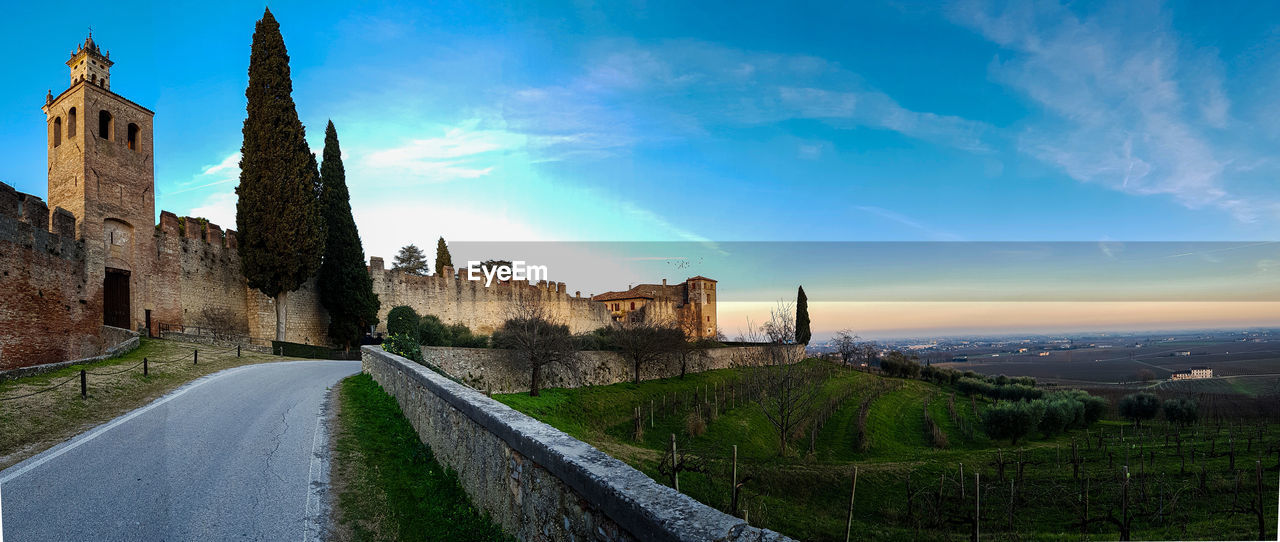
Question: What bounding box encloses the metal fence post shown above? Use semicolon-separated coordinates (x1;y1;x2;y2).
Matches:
193;349;198;365
143;357;148;377
80;369;86;398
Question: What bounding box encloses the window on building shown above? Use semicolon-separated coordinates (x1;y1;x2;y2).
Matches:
53;117;62;147
68;108;76;137
630;302;636;310
706;316;710;322
98;110;112;140
127;123;140;151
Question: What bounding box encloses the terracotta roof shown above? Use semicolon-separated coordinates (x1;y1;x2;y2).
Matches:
592;282;687;302
687;275;717;282
592;291;655;302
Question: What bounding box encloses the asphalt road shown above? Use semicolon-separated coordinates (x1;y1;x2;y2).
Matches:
0;360;360;542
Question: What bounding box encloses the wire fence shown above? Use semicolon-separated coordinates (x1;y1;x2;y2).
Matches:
0;343;256;403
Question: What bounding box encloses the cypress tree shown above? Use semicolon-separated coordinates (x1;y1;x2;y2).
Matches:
317;121;380;351
236;8;325;341
434;236;453;276
796;285;811;345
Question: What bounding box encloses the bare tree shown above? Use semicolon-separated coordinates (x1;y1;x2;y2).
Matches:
609;307;684;385
491;299;576;396
834;329;860;365
751;302;822;456
199;307;240;341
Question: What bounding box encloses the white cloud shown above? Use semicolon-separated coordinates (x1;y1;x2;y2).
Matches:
162;152;240;196
951;0;1277;222
501;40;990;158
186;189;238;230
855;205;963;241
360;121;525;182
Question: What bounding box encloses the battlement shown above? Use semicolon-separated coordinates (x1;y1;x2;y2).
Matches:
368;257;586;299
157;210;238;250
0;181;84;261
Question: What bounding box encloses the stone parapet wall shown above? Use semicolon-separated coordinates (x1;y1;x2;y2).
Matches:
361;346;792;542
425;343;804;393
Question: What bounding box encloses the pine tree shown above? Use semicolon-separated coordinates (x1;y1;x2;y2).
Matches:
795;285;811;345
434;236;453;276
393;244;429;275
317;121;380;350
236;8;325;341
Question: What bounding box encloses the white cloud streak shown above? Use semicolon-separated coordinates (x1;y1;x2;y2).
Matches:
951;0;1280;223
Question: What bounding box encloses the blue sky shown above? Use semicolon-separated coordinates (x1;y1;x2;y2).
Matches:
3;0;1280;336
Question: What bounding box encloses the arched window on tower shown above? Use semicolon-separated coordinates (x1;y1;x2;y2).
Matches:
127;124;139;151
68;108;77;138
53;117;62;147
98;110;113;140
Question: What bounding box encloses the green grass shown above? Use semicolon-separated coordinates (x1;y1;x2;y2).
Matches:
329;373;510;542
497;359;1280;541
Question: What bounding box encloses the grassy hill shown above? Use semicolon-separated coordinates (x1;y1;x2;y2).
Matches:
496;359;1278;541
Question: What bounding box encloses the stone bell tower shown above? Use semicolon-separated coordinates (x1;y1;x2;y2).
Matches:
42;33;156;331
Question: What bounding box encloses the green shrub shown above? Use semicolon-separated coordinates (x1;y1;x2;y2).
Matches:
879;351;921;378
982;400;1042;445
382;333;423;362
387;306;421;341
1037;397;1083;436
418;314;450;346
1163;397;1199;427
1118;392;1160;427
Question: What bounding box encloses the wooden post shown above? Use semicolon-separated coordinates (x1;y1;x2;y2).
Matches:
1255;460;1264;541
1122;466;1130;541
960;463;965;500
237;344;241;357
79;369;86;399
650;400;654;428
193;349;198;365
143;357;148;377
670;434;679;491
844;466;858;542
731;445;739;517
973;471;980;542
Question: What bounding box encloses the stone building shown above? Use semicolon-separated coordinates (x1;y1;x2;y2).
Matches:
592;276;718;339
0;37;716;370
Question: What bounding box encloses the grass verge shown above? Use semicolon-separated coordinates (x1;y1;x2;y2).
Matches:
328;373;509;542
0;337;305;470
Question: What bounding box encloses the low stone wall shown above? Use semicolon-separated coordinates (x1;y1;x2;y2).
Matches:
158;331;273;354
0;326;139;381
424;344;803;393
362;346;791;542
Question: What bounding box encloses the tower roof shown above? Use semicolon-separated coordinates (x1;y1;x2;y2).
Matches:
67;32;112;68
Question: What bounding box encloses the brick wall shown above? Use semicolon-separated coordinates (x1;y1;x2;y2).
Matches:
0;181;102;370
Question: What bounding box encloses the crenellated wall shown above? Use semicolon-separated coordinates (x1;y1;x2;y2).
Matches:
0;181;102;370
368;261;611;335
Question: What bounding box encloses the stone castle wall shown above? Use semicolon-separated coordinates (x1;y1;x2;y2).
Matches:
425;343;803;393
138;214;610;349
368;260;612;336
361;346;793;542
0;182;103;370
